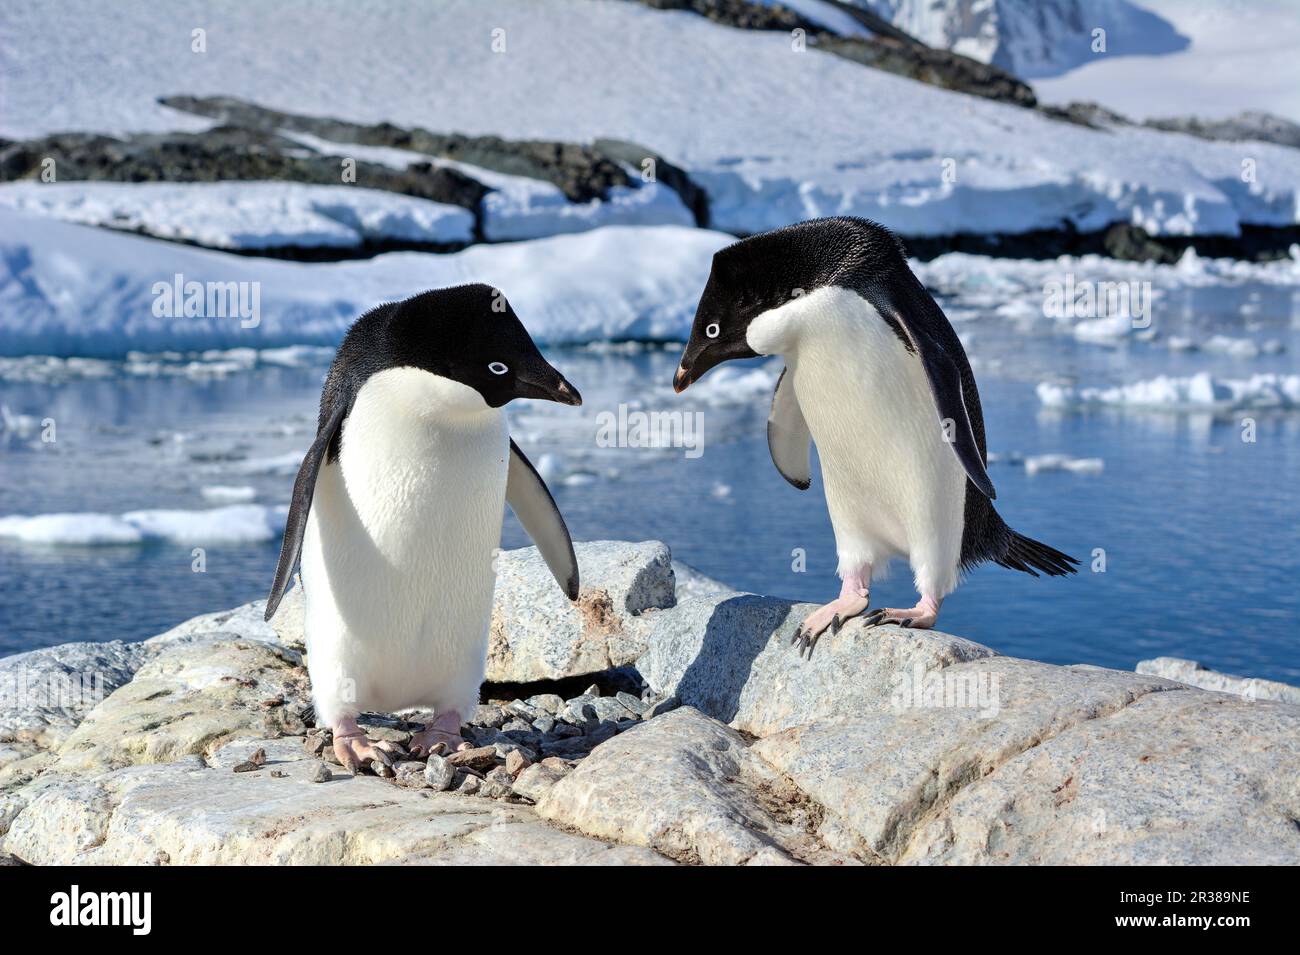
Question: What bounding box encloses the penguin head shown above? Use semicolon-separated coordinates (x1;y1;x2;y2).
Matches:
674;222;848;392
358;284;582;411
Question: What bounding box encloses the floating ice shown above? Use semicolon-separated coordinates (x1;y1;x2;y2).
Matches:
1037;372;1300;411
0;504;288;545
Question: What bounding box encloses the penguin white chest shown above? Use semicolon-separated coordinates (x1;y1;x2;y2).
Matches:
759;287;965;593
300;368;508;724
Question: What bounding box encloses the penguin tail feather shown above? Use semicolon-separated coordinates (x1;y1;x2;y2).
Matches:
995;532;1079;578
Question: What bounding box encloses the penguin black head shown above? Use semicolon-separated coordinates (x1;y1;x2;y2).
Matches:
673;217;907;392
333;284;582;412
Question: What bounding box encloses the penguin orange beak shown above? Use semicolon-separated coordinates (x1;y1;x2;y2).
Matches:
672;364;693;393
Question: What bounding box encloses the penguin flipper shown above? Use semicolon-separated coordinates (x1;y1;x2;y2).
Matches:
874;284;997;501
768;366;812;490
506;439;580;600
264;401;348;621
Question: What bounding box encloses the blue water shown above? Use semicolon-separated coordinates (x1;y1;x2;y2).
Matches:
2;280;1298;684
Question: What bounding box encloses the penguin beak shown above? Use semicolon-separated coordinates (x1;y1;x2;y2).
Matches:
672;363;694;394
516;372;582;406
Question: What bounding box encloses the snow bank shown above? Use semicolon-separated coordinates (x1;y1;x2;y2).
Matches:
1037;373;1300;412
0;210;730;357
4;0;1299;238
0;504;288;545
0;181;475;250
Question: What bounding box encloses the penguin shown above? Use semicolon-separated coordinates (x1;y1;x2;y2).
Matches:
672;217;1077;656
264;284;582;772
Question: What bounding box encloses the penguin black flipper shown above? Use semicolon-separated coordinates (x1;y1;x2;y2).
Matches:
264;399;349;621
863;273;997;501
506;439;580;600
768;366;812;490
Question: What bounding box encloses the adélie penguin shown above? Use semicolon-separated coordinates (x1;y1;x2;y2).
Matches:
673;217;1078;656
264;285;582;771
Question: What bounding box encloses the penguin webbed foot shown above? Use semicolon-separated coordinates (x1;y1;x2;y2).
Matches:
331;727;400;776
408;710;473;758
790;591;872;659
863;596;940;631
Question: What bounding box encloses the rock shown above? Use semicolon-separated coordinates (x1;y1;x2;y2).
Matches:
470;704;506;729
644;696;680;719
583;684;601;698
446;746;497;771
531;717;556;734
231;761;258;773
635;593;993;736
537;708;846;865
550;723;582;739
487;540;675;683
511;758;572;803
666;560;732;602
310;763;332;784
1136;657;1300;704
424;756;457;792
394;761;429;789
524;694;564;715
506;700;541;722
505;750;532;777
2;741;667;864
481;768;515;799
616;692;649;717
44;633;309;776
0;638;152;789
455;773;481;796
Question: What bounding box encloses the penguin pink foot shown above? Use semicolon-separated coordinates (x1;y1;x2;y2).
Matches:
791;568;871;658
864;594;941;630
332;717;400;775
408;709;472;757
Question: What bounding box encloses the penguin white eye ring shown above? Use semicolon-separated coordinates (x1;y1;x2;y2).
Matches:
488;361;509;375
674;216;1078;658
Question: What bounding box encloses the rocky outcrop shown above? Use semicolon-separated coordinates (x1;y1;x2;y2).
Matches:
633;0;1036;108
4;539;1298;866
1137;656;1300;705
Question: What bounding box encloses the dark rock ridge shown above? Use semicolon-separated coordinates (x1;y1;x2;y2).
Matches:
634;0;1037;108
160;95;634;206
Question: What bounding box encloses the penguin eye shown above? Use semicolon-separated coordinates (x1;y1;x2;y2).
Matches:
705;322;721;339
488;361;508;375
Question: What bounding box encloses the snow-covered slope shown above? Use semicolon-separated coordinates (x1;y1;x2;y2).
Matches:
1032;0;1300;124
0;209;730;356
849;0;1187;78
0;181;475;250
4;0;1298;240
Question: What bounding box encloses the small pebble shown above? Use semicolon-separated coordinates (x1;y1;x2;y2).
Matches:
455;772;481;795
270;770;288;778
311;763;333;783
471;704;507;729
232;760;259;773
551;722;582;738
303;734;328;757
447;745;497;770
645;695;681;719
249;747;267;766
525;694;564;715
425;754;457;791
531;716;556;734
394;761;429;789
505;749;532;777
481;768;514;799
372;760;395;778
616;691;649;716
583;683;601;698
501;718;532;733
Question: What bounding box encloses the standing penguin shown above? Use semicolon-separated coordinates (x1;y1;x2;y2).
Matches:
265;284;582;771
673;217;1077;655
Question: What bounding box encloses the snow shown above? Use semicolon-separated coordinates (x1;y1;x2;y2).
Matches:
850;0;1188;79
200;485;258;503
0;181;475;250
1022;454;1105;476
1037;372;1300;412
0;504;288;545
0;209;730;357
3;0;1299;239
1032;0;1300;124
